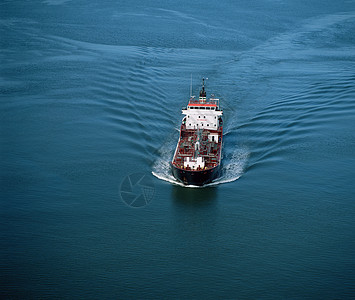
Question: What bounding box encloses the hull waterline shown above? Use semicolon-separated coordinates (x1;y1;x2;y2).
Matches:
171;163;221;186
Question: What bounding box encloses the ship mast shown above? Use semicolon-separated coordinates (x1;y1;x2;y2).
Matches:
199;78;207;103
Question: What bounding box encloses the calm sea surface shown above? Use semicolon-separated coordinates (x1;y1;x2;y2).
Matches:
1;0;355;298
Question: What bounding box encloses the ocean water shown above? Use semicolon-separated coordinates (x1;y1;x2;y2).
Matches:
1;0;355;298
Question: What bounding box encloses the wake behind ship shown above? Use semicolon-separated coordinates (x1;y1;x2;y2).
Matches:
171;79;223;186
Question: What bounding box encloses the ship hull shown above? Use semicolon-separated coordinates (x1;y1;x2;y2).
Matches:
171;79;223;187
171;163;221;186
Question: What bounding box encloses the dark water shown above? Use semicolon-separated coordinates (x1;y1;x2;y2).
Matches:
1;0;355;298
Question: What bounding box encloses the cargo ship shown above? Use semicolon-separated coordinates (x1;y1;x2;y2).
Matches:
171;79;223;186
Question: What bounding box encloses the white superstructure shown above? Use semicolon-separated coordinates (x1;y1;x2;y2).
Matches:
181;79;223;130
182;98;223;130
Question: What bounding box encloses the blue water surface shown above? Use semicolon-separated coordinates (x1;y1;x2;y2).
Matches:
1;0;355;298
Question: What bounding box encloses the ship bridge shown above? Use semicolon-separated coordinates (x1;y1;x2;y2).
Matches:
182;79;223;130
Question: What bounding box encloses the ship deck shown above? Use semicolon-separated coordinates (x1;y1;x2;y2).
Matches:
172;123;223;171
